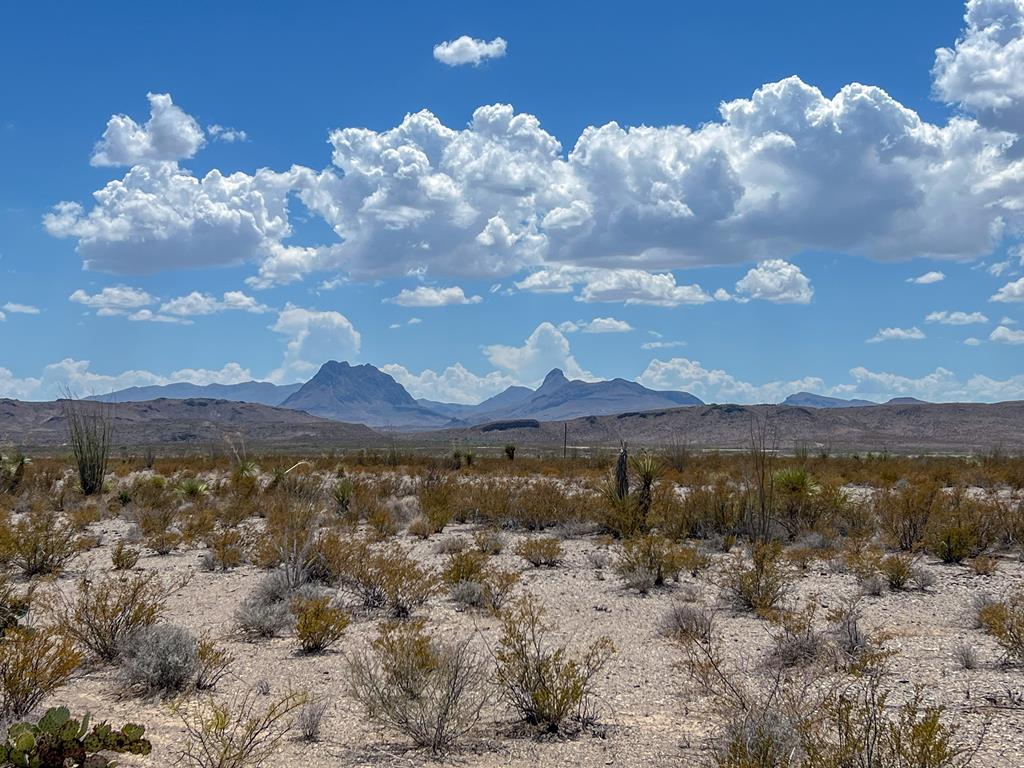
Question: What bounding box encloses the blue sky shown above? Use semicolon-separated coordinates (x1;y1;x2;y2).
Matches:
2;0;1023;404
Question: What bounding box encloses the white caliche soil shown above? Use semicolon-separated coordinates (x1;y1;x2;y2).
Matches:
35;512;1024;768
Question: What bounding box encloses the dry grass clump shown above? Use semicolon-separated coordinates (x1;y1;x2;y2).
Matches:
348;619;489;754
515;536;564;567
494;596;614;733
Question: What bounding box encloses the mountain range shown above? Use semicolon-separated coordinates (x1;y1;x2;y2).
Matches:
86;362;929;429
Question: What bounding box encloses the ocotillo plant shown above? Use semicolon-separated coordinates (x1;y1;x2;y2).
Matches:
614;444;629;500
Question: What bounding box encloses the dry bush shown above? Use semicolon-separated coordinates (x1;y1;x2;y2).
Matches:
441;549;490;587
879;552;915;590
63;396;111;496
515;536;564;567
970;555;998;576
876;480;943;551
0;574;32;633
415;470;456;534
132;505;181;555
119;623;199;696
722;542;792;615
977;590;1024;665
46;571;172;661
291;595;349;654
511;480;588;531
175;688;308;768
111;539;141;570
495;596;614;732
10;507;79;576
675;478;745;540
317;534;437;618
348;619;489;754
234;572;295;638
615;535;689;593
295;697;330;742
660;603;715;643
0;627;82;719
195;635;234;691
925;489;996;564
766;602;826;669
474;528;506;554
203;527;247;571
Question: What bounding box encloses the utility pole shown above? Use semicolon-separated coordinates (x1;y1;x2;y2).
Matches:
563;422;567;459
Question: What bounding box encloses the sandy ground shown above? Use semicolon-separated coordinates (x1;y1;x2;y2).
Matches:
32;506;1024;768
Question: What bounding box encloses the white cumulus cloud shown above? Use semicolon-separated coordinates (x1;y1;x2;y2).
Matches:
867;326;927;343
433;35;507;66
268;304;361;382
991;276;1024;301
907;271;946;285
991;324;1024;343
387;286;482;307
483;322;591;385
925;310;989;324
91;93;205;167
733;259;813;304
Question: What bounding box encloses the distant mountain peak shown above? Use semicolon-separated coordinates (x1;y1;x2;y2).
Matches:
782;391;876;409
539;368;569;389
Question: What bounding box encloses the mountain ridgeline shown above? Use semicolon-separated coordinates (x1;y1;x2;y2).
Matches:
86;361;938;429
88;361;706;429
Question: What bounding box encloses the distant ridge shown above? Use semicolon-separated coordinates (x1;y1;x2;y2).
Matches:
88;381;301;407
783;391;876;409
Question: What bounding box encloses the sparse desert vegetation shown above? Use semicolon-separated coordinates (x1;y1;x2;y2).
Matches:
1;428;1024;767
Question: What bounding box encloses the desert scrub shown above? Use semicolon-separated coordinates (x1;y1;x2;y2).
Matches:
291;595;349;653
515;536;564;567
234;571;296;639
175;688;308;768
0;706;152;767
119;623;199;696
722;541;792;615
317;535;437;618
614;535;690;593
495;595;614;732
110;539;141;570
348;619;489;754
10;507;79;576
977;590;1024;665
766;602;826;669
875;480;943;551
0;574;32;633
203;526;247;571
46;571;174;661
0;627;82;720
415;470;456;534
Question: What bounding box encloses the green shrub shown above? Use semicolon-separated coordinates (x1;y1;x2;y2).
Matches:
495;596;614;732
46;571;171;661
11;507;79;576
0;628;82;720
615;535;688;593
292;596;349;654
348;619;489;754
722;542;792;615
515;536;564;567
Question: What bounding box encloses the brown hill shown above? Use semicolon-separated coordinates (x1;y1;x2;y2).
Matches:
433;401;1024;453
0;398;382;451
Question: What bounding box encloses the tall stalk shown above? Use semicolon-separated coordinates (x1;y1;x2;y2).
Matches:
62;394;111;496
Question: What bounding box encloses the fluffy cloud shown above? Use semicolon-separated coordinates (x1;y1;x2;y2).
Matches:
127;309;191;325
580;317;633;333
433;35;507;66
387;286;482;307
933;0;1024;131
991;276;1024;301
2;303;39;315
991;324;1024;343
381;363;515;404
91;93;205;167
965;336;984;345
907;271;946;284
641;340;686;350
159;290;270;316
46;161;306;273
836;365;1024;402
516;266;713;306
207;124;248;143
483;322;591;384
69;285;154;312
733;259;813;304
0;367;41;399
925;310;989;324
638;357;825;403
53;39;1024;288
867;326;926;343
268;304;361;382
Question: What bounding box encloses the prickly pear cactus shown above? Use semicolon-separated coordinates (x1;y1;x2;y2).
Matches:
0;706;151;767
